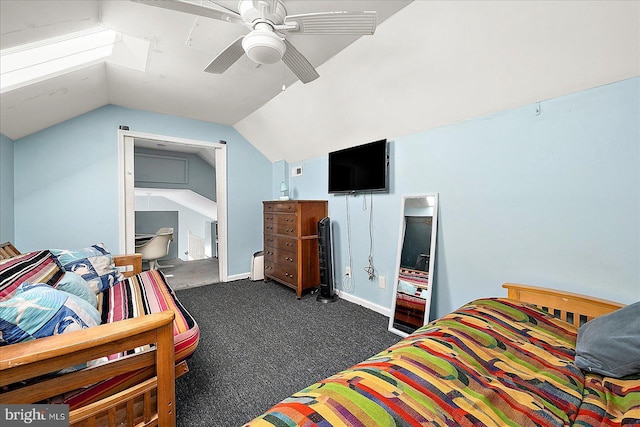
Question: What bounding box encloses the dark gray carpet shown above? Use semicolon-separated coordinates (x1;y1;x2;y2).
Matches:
174;279;401;426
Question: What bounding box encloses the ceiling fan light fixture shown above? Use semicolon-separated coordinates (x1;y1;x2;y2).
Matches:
242;29;285;65
135;0;379;84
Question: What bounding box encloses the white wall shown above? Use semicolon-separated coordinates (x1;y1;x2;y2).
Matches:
135;194;212;261
236;1;640;163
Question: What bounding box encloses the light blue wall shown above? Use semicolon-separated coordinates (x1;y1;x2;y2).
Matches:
290;78;640;318
0;133;14;243
13;105;271;276
271;160;287;200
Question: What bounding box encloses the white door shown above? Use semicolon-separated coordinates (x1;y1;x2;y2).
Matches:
118;130;228;281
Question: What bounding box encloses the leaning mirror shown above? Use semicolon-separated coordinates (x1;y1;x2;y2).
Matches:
388;194;439;337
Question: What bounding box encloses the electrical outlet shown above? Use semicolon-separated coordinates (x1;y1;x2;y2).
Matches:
345;266;351;278
378;276;386;289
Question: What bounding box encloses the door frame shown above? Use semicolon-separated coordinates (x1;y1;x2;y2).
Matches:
117;130;228;282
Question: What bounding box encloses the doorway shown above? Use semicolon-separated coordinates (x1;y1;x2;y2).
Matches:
117;130;228;282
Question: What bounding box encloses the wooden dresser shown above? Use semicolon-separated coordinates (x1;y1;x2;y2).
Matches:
263;200;328;298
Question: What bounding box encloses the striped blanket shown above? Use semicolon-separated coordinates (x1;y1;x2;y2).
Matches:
56;270;199;409
245;298;640;427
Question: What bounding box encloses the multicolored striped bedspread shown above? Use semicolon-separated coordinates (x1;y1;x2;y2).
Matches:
245;298;640;427
54;269;199;409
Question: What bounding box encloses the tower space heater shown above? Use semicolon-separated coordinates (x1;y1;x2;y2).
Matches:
317;217;338;303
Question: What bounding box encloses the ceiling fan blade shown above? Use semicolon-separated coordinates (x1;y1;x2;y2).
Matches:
282;39;319;84
131;0;244;26
204;36;245;73
284;11;376;35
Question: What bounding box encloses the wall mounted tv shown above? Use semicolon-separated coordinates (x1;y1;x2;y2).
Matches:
328;139;388;194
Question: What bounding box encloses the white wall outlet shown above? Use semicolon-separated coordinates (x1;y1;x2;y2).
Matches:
291;166;303;177
345;266;351;278
378;276;386;289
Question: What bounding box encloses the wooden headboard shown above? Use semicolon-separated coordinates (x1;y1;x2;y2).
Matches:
502;283;625;327
0;241;20;260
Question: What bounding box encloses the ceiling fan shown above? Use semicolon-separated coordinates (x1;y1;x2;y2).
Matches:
132;0;377;83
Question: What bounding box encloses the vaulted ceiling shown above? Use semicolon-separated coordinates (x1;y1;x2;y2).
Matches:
0;0;411;142
1;1;638;163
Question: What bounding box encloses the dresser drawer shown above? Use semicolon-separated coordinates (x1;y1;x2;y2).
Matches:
264;246;297;266
264;235;297;252
276;214;296;227
264;202;297;213
264;214;297;236
264;261;296;287
264;214;276;234
275;221;297;237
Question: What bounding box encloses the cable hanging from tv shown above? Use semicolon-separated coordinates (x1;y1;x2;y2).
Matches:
363;193;376;281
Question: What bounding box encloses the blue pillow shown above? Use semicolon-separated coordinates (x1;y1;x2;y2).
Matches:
55;271;98;308
0;283;101;345
52;244;124;294
575;301;640;378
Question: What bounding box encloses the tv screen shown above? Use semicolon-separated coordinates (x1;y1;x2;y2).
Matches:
328;139;388;194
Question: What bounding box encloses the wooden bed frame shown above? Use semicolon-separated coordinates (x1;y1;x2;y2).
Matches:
0;252;182;427
0;241;625;426
0;241;20;259
502;283;625;326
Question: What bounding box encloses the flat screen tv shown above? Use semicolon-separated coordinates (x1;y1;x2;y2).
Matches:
328;139;388;194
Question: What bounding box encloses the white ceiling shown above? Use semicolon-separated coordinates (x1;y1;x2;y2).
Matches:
135;188;217;220
135;137;216;167
237;0;640;162
0;0;411;139
1;1;638;163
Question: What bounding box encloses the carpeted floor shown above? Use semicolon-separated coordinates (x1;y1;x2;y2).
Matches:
174;279;401;426
159;258;219;290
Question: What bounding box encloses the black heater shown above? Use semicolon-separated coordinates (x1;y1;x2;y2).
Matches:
317;217;338;303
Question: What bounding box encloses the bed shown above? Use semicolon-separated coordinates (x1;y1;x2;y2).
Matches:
244;283;640;426
0;245;199;427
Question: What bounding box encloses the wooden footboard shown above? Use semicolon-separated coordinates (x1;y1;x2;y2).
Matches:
0;311;177;427
0;251;178;426
503;283;625;327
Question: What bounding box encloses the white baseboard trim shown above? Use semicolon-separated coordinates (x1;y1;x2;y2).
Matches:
336;290;391;318
228;272;251;281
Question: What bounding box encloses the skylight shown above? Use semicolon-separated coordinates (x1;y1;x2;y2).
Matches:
1;26;118;93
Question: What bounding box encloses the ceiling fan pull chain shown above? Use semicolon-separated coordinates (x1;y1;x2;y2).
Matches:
282;62;286;91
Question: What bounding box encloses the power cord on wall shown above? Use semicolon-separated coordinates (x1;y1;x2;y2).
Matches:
338;193;377;291
363;193;376;280
340;194;354;292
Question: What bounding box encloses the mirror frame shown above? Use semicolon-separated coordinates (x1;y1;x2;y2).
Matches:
388;193;439;337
